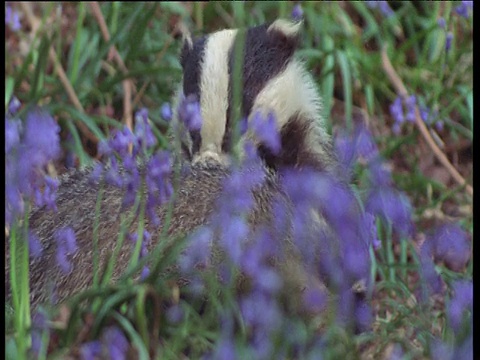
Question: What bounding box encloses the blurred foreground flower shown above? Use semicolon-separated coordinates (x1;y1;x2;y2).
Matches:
5;108;61;226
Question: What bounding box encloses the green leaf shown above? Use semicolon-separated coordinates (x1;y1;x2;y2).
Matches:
336;50;353;131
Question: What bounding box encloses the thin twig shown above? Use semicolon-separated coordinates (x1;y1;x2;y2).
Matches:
89;2;133;134
19;2;98;145
381;46;473;197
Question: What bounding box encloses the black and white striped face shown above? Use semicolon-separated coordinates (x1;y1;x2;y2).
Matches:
178;19;337;173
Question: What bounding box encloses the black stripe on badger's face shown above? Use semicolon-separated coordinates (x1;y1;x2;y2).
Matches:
179;21;301;159
180;36;207;154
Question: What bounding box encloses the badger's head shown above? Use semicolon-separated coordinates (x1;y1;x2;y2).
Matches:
175;19;339;175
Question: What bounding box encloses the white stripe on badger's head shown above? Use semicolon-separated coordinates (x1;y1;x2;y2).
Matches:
198;29;237;161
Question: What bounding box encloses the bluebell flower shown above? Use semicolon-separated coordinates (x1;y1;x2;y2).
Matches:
455;1;473;18
367;158;392;187
334;128;357;174
5;109;61;226
354;297;373;333
145;150;174;226
24;109;61;164
355;125;379;161
417;241;444;301
435;120;444;131
54;227;78;274
219;216;249;266
178;226;213;274
134;108;157;150
240;291;282;331
445;32;453;52
302;286;327;313
429;224;471;272
80;341;103;360
405;95;416;122
161;103;172;122
177;94;203;131
367;1;394;18
8;96;21;115
366;186;413;237
389;96;404;125
447;280;472;333
103;327;129;360
250;111;281;155
166;304;184;324
5;117;21;153
28;231;43;258
364;212;381;250
5;4;21;31
437;17;446;29
30;310;49;358
34;176;59;211
291;4;304;21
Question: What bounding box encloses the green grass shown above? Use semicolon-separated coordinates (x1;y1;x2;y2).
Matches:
5;2;472;359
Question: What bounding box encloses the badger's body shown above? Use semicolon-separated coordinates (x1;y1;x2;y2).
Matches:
6;19;363;311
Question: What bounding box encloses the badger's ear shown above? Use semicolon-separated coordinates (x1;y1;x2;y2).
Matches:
267;19;303;40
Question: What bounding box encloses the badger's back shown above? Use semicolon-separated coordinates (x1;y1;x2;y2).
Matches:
5;162;283;308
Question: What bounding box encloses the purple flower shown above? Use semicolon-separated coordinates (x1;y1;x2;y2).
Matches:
134;108;157;150
367;158;392;187
145;150;174;226
34;176;59;211
291;4;303;21
429;224;471;272
435;120;444;131
104;156;124;188
160;103;172;122
364;212;381;250
405;95;416;122
366;186;413;237
437;17;446;28
103;327;129;360
418;241;444;301
5;117;21;153
250;111;281;155
446;32;453;52
219;216;249;265
177;94;203;131
166;304;184;324
334;128;357;173
447;280;472;333
355;125;378;160
378;1;394;17
388;344;405;360
303;286;327;313
455;1;473;18
354;297;373;333
8;96;21;114
80;341;103;360
367;1;394;17
29;231;43;258
240;291;282;331
391;122;401;135
5;109;61;226
5;4;21;31
178;226;213;273
110;127;135;158
389;96;404;124
54;227;78;274
24;109;61;164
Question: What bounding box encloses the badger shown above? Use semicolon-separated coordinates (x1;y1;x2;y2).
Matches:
6;19;365;314
176;19;341;176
